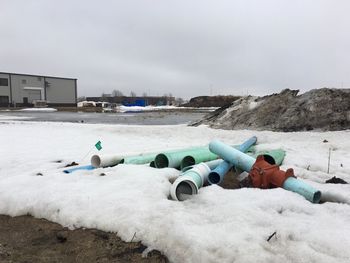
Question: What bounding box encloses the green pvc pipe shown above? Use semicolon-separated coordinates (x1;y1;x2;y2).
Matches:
236;149;286;174
120;153;158;165
255;149;286;166
180;148;219;170
154;146;211;169
180;144;254;170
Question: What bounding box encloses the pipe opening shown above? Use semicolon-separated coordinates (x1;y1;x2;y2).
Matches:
181;156;195;170
208;172;221;184
262;154;275;165
91;155;101;168
313;191;322;203
155;154;169;168
176;180;197;201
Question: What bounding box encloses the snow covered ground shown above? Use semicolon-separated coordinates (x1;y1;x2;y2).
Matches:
18;107;58;112
0;118;349;263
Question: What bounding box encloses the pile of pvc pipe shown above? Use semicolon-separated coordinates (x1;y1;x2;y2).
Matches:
69;134;321;204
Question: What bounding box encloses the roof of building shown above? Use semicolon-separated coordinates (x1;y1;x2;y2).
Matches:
0;71;77;80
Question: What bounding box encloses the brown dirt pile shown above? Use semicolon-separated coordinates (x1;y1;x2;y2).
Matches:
191;88;350;131
0;215;167;263
182;95;240;108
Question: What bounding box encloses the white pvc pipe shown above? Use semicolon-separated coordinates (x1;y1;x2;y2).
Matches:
181;159;223;172
91;154;125;168
170;163;211;201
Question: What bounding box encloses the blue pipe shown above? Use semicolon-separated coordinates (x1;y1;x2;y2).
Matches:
209;140;321;203
205;159;224;170
208;161;231;185
209;140;256;172
283;177;321;203
63;165;95;174
208;136;257;184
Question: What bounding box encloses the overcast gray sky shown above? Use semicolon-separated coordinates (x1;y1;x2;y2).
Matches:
1;0;349;99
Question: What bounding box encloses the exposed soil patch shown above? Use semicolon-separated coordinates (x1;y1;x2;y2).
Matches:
325;176;348;184
191;88;350;131
0;215;167;263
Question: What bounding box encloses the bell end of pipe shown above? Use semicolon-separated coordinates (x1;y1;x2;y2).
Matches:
91;155;101;168
170;176;198;201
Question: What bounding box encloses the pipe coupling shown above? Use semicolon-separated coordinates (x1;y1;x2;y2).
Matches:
249;156;295;188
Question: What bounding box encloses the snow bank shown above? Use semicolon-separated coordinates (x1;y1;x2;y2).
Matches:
19;107;58;112
0;120;349;263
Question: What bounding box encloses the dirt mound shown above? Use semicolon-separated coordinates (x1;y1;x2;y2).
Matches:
191;88;350;131
0;215;167;263
182;95;240;107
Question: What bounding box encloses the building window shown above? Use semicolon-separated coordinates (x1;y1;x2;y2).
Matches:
0;96;9;104
0;78;9;86
22;79;27;84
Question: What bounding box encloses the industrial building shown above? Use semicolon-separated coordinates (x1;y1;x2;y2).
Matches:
0;72;77;107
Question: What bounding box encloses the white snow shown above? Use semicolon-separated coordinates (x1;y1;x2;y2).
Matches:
0;119;349;263
248;99;261;110
18;107;58;112
0;115;33;120
77;100;97;107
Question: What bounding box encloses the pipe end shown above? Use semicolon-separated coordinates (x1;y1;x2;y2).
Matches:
313;191;322;203
91;155;101;168
155;154;169;168
262;154;276;165
170;177;198;201
181;156;195;170
208;171;221;185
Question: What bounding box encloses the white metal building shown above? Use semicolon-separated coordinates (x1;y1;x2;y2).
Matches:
0;72;77;107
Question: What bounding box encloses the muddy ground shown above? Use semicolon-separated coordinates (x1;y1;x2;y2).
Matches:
0;215;168;263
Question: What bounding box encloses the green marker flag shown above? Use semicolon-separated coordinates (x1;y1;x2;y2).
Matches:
95;141;102;151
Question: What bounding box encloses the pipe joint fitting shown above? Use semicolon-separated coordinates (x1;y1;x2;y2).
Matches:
249;156;295;188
